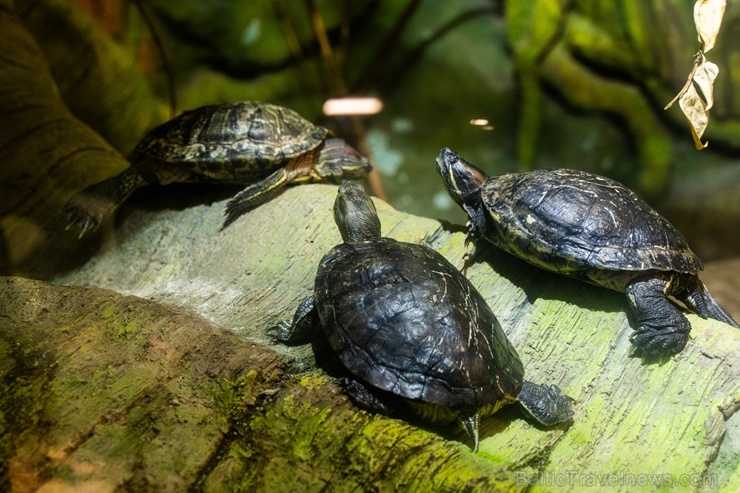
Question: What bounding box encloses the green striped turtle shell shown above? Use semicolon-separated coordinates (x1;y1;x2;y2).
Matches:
132;102;329;179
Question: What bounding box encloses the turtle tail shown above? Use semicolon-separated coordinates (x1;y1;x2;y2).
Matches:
681;277;739;328
223;168;288;228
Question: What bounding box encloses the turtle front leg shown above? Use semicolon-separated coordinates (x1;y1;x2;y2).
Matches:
460;205;490;275
626;276;691;356
459;414;481;452
223;168;288;228
269;297;317;344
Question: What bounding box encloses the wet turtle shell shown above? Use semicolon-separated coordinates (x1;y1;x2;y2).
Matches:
132;101;330;181
316;238;524;410
275;183;574;450
436;147;739;357
63;102;370;236
478;168;702;290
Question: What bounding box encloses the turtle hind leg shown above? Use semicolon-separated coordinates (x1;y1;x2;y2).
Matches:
222;169;288;229
626;276;691;356
63;166;143;237
340;377;399;415
516;380;574;427
678;276;739;328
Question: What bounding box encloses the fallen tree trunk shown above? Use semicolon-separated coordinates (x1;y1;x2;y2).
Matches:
1;183;730;491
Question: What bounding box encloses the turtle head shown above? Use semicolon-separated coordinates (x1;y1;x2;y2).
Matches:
435;147;487;208
333;182;381;243
315;139;372;183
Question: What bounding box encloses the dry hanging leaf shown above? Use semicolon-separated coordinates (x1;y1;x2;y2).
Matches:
665;0;725;149
693;57;719;110
694;0;726;52
678;82;710;149
673;54;718;149
664;53;700;111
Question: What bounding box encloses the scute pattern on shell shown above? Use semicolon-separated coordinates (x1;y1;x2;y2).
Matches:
132;102;329;177
315;238;524;410
482;169;702;275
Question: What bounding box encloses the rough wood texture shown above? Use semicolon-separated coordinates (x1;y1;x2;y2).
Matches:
0;271;523;492
40;183;740;492
0;276;289;492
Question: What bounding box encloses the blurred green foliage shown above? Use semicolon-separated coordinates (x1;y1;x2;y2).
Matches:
3;0;739;262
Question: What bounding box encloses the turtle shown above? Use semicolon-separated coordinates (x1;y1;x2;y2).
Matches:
64;101;372;236
436;147;739;357
272;182;574;451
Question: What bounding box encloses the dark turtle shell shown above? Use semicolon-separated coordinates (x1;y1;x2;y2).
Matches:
315;237;523;410
132;101;329;180
482;169;702;279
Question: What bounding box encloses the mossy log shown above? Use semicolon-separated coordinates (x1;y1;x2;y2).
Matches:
0;183;726;491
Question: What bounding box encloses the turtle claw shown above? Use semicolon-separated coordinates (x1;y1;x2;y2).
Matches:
63;166;141;238
222;169;289;229
625;279;692;358
267;298;317;345
63;196;103;238
629;327;689;357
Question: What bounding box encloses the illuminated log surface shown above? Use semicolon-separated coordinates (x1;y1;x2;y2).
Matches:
0;184;735;491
